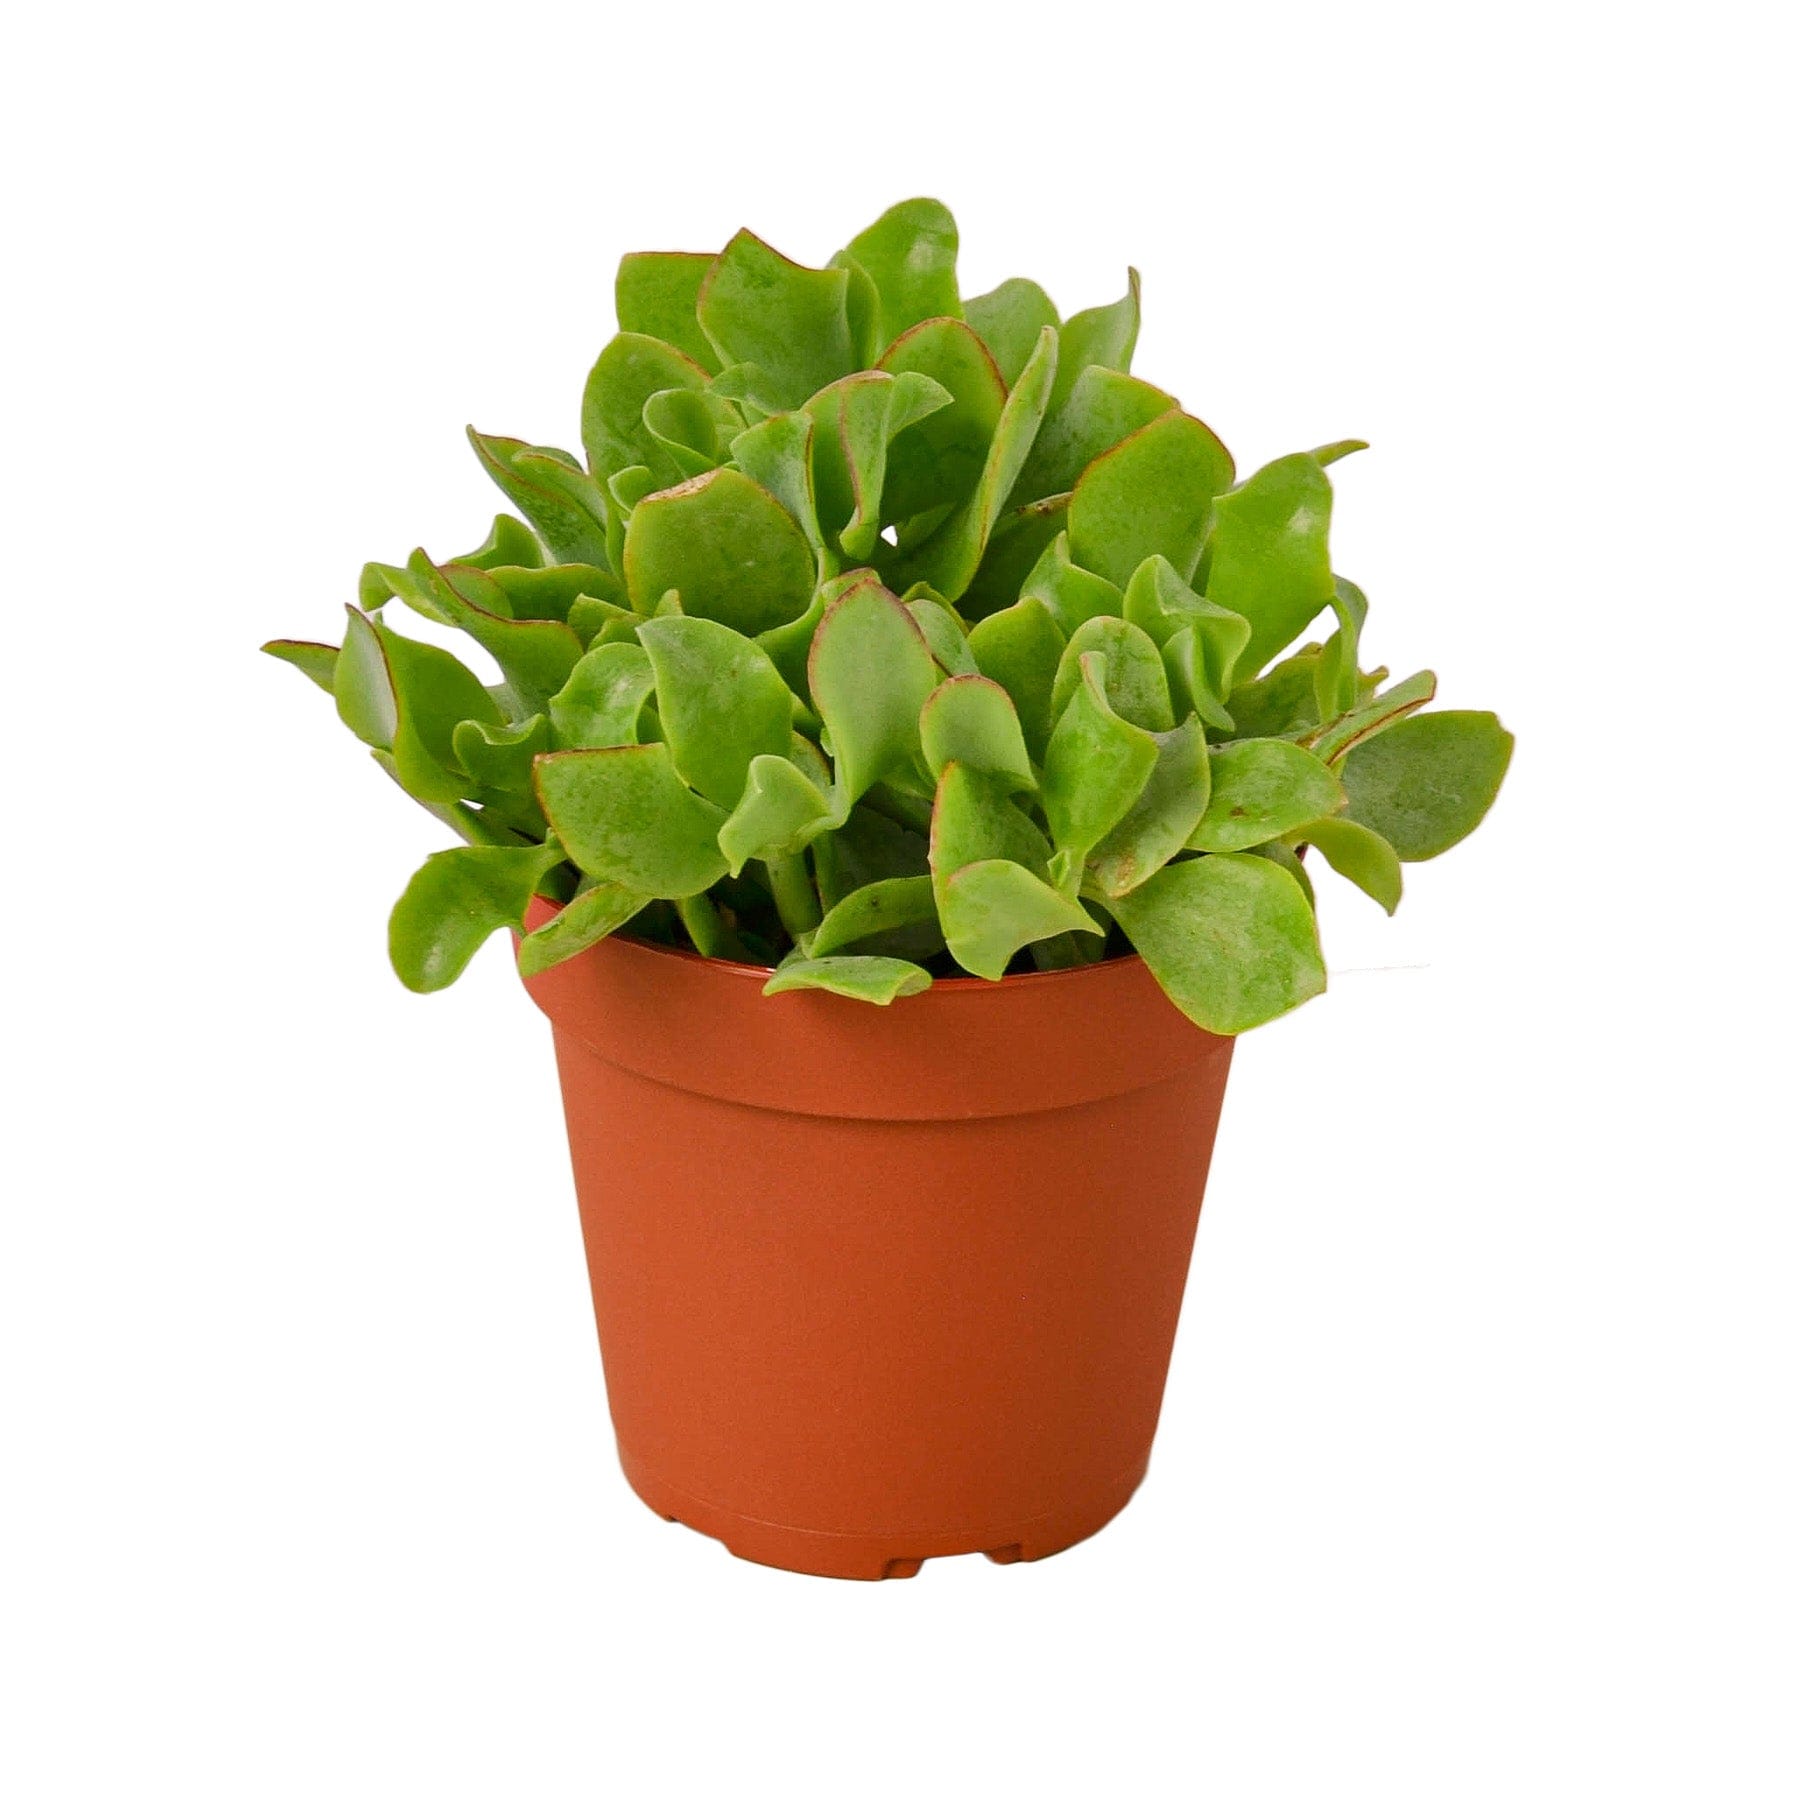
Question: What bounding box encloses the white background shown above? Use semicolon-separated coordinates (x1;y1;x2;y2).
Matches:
5;3;1796;1794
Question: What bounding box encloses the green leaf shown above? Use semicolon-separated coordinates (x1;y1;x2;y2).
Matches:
516;881;648;976
886;325;1058;600
763;955;932;1004
755;588;827;704
1313;575;1370;721
808;576;940;808
637;614;794;808
1190;739;1345;852
549;642;657;748
1041;652;1159;881
452;713;551;792
835;197;961;351
1293;817;1403;913
1068;408;1235;587
1224;645;1325;741
967;597;1066;760
1048;271;1141;419
622;467;814;634
535;744;729;896
389;841;566;993
262;639;338;693
716;749;833;874
876;317;1009;522
931;761;1054;879
467;431;610;566
807;875;938;957
1021;531;1124;634
1204;452;1337;672
807;370;953;561
728;409;828;570
1110;853;1327;1034
1015;365;1177;506
1050;615;1175;732
959;492;1070;620
962;277;1059;386
580;332;712;488
1308;669;1436;762
906;592;980;675
416;556;586;713
939;860;1101;980
614;251;719;371
1248;840;1315;909
1123;555;1252;729
919;674;1034;791
1088;717;1211;898
479;561;620;623
454;513;544;572
1339;711;1513;861
697;229;855;410
640;387;728;478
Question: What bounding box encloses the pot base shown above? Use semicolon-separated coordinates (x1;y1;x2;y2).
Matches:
619;1448;1149;1581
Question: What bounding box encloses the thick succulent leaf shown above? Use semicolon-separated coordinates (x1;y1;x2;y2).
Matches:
1314;575;1370;721
1205;452;1337;672
1308;668;1436;762
1015;365;1177;506
877;317;1009;522
1249;839;1315;908
962;277;1059;386
959;492;1070;620
1041;653;1160;880
1048;272;1141;418
479;561;620;624
516;881;648;976
262;639;338;693
1311;438;1369;468
1021;531;1124;634
569;593;644;646
549;642;657;748
535;744;728;896
389;841;566;993
334;606;501;803
640;387;727;478
808;577;940;807
1225;644;1325;740
1339;711;1514;861
716;750;833;874
1050;615;1175;732
613;252;719;371
906;593;980;675
1190;739;1345;852
697;230;854;410
452;713;551;792
835;198;961;351
817;801;930;911
467;432;610;566
623;467;814;633
807;875;938;957
1088;717;1212;898
1111;853;1327;1034
939;859;1102;980
580;333;712;489
637;614;793;809
372;755;531;848
966;597;1066;760
807;370;952;561
456;513;544;571
885;325;1057;601
1294;816;1403;913
1068;409;1234;587
728;410;827;570
755;588;827;703
763;955;932;1004
419;557;586;713
919;675;1034;791
931;761;1054;879
1124;555;1252;730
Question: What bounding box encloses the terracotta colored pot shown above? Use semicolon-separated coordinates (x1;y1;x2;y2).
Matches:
519;896;1234;1580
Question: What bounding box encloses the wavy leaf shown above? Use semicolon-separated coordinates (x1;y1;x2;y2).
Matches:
1068;409;1234;587
389;841;566;993
962;277;1059;386
1293;816;1403;913
919;674;1034;792
763;955;932;1004
1189;739;1344;852
1204;452;1337;672
467;431;610;566
939;860;1101;980
716;749;833;874
1088;717;1211;898
535;744;728;896
516;881;649;976
548;642;657;749
834;197;961;351
697;229;854;409
807;875;938;958
613;252;719;371
1340;711;1514;861
966;597;1066;760
1041;652;1159;883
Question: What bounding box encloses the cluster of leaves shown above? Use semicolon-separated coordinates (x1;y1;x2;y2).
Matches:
266;199;1511;1033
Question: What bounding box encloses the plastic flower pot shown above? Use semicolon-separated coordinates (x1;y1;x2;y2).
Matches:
519;895;1233;1580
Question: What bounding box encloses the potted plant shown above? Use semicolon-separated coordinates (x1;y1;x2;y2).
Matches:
266;198;1511;1579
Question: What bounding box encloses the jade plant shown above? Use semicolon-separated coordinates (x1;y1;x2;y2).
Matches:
266;199;1511;1033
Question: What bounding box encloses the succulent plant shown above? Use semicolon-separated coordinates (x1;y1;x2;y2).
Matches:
265;198;1511;1033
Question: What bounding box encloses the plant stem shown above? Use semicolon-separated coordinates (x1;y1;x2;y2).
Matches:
676;892;745;960
764;853;822;944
